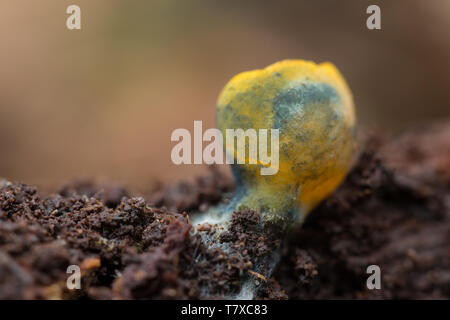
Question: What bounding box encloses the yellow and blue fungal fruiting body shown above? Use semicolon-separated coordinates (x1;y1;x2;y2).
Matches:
217;59;356;227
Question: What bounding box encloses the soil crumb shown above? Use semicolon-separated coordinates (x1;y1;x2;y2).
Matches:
0;123;449;299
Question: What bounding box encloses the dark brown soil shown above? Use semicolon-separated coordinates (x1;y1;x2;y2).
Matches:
0;123;449;300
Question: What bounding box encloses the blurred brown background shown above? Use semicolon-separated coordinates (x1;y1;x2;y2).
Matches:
0;0;449;190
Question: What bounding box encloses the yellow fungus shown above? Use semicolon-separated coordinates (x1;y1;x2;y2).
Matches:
216;59;356;226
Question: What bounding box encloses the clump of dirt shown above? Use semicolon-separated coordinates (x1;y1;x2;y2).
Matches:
269;124;450;299
150;166;234;213
0;123;449;299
